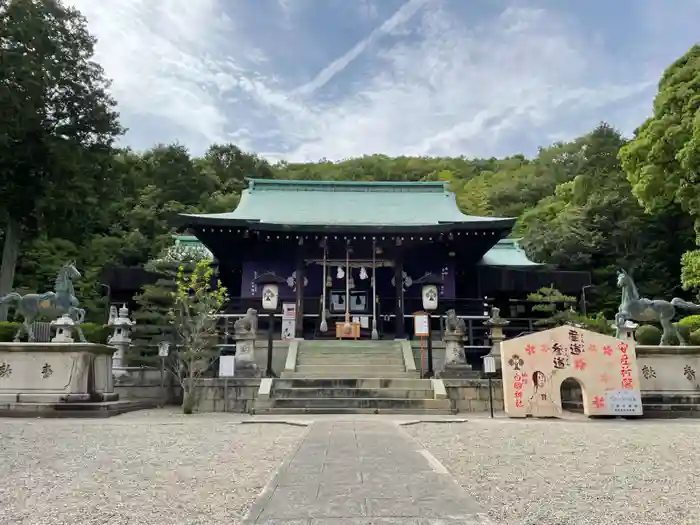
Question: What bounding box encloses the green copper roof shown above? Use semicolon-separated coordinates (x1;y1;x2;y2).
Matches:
478;239;543;268
181;179;515;230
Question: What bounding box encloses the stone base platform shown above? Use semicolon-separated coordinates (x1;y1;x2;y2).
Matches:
0;399;157;418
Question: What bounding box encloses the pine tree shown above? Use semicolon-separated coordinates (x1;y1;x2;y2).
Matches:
128;243;212;366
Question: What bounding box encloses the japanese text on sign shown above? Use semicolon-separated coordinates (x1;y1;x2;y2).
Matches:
618;341;633;389
513;372;525;408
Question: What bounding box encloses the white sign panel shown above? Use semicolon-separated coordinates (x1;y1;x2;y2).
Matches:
219;355;236;377
282;303;296;319
157;341;170;357
605;388;643;416
414;314;429;337
281;302;296;340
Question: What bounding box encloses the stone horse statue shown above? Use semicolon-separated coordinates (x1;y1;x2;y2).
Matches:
616;269;700;345
0;261;86;342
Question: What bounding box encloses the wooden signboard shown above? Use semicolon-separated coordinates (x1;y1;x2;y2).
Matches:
413;311;429;337
500;324;643;418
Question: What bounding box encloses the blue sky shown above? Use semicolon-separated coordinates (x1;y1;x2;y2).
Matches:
66;0;699;162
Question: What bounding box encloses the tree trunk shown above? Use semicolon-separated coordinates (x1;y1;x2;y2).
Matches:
182;388;195;414
182;358;196;414
0;218;20;322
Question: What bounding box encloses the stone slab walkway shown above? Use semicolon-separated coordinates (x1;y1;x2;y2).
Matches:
244;420;493;524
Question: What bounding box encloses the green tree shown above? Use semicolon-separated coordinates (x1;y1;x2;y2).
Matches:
520;124;695;316
170;259;228;414
619;45;700;297
0;0;122;320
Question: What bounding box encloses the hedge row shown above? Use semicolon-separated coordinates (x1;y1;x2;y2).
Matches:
0;322;110;344
635;320;700;346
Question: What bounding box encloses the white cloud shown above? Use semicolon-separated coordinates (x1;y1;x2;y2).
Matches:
293;0;432;96
63;0;251;152
277;4;654;161
65;0;694;162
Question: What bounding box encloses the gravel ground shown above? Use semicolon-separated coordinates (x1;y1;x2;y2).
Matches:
405;417;699;525
0;410;305;525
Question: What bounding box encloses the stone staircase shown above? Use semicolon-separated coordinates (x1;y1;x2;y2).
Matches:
258;340;452;414
282;339;417;379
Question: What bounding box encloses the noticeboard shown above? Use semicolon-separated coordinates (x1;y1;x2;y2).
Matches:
414;313;429;337
218;355;236;377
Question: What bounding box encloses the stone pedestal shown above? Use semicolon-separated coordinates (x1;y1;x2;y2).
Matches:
0;343;118;404
235;333;261;377
439;333;472;378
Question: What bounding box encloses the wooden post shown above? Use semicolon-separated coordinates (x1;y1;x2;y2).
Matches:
295;244;304;338
394;249;405;338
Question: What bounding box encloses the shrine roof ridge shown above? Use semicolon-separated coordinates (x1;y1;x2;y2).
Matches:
245;178;450;193
179;177;516;231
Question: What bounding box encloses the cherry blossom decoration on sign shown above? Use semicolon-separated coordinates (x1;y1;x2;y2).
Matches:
500;325;643;418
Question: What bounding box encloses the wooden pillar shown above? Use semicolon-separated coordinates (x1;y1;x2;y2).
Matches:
295;246;305;339
394;249;405;338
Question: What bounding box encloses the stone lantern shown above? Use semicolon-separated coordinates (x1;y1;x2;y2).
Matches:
414;272;443;378
484;307;510;372
253;272;287;378
51;314;76;343
107;304;135;370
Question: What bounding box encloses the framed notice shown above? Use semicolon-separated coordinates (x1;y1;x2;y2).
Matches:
414;314;429;337
219;355;236;377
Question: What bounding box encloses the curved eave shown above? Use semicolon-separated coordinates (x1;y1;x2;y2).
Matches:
177;214;516;234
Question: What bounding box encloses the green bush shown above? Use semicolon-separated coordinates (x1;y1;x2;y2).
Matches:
0;321;109;343
668;323;692;346
635;324;661;345
0;322;19;342
677;314;700;333
690;329;700;346
572;313;615;336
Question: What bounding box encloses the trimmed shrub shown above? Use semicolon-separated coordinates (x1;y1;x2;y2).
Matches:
668;323;692;346
690;329;700;346
0;321;108;343
573;313;615;336
677;314;700;333
0;322;19;342
635;325;661;345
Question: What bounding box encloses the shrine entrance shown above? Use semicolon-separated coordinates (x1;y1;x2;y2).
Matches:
309;246;394;340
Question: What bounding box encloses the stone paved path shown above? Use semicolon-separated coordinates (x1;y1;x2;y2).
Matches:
244;420;493;524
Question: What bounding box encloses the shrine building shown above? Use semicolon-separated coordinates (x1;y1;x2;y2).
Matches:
175;179;589;341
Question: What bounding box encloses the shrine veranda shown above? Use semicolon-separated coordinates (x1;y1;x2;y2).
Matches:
168;179;589;345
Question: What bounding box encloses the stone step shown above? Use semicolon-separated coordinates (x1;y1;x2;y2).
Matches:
297;357;405;365
258;407;454;415
300;340;399;346
274;378;433;389
281;371;419;379
298;349;401;355
273;387;436;399
272;397;450;410
294;364;405;375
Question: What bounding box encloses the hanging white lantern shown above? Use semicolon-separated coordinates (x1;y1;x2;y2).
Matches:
422;284;438;311
261;283;279;311
415;273;442;312
359;267;368;280
337;266;344;279
255;272;285;312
